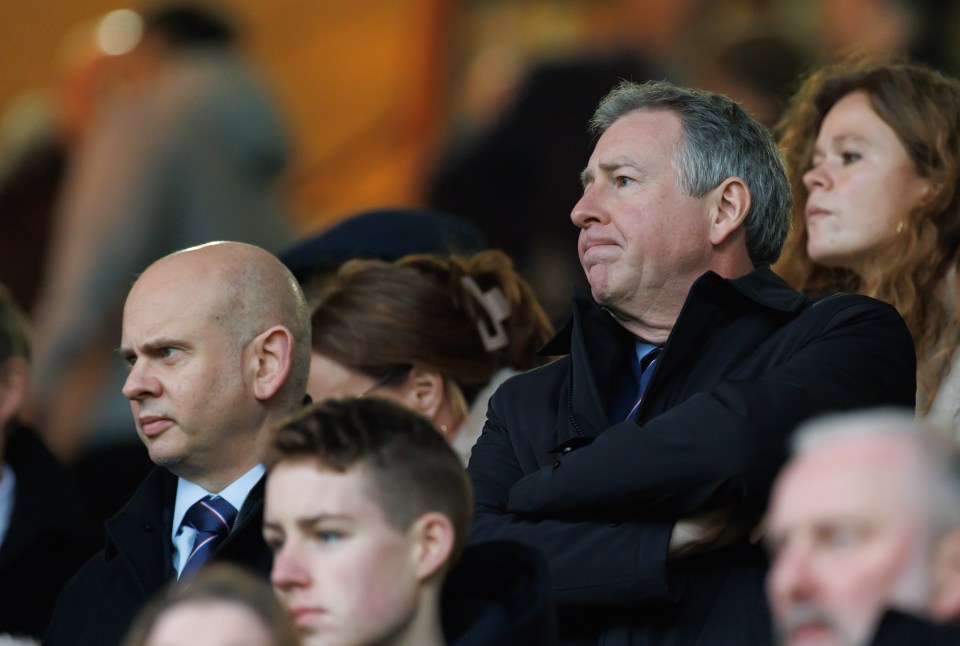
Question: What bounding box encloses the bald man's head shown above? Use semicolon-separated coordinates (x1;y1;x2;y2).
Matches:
121;241;310;490
167;242;309;397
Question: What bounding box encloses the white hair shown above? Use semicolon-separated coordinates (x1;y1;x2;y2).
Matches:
792;408;960;538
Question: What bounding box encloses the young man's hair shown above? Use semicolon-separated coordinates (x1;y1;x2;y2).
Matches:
266;397;473;562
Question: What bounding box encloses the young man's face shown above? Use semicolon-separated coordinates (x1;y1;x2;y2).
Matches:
264;460;423;646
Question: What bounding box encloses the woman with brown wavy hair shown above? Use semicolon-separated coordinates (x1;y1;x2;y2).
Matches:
307;249;554;463
775;59;960;426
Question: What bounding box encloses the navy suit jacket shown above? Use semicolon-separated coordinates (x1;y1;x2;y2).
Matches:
45;466;271;646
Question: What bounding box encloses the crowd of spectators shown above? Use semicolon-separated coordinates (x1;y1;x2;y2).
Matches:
5;1;960;645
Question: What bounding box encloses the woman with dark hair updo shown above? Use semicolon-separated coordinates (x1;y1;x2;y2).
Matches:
308;249;555;463
775;59;960;429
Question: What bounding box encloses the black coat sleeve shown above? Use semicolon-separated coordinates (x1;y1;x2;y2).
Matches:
469;387;682;610
506;296;916;519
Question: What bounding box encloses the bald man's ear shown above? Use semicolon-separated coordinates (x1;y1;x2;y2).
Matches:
409;511;455;583
932;529;960;619
249;325;294;402
708;177;751;248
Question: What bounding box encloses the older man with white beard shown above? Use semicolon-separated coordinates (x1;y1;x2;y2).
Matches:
766;409;960;646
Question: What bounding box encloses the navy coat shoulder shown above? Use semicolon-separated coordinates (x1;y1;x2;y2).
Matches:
468;267;917;645
443;540;558;645
44;466;272;646
0;423;98;639
870;610;960;645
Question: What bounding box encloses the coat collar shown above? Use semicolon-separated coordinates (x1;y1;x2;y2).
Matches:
544;266;810;440
103;466;267;599
103;467;176;598
541;266;806;356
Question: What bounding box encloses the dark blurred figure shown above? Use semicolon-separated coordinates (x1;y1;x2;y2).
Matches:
428;52;657;324
0;283;97;640
0;111;65;314
428;0;714;325
818;0;960;74
0;31;128;315
280;207;489;307
27;2;293;529
693;33;811;129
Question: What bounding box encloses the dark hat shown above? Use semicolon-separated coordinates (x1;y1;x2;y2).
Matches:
279;208;490;281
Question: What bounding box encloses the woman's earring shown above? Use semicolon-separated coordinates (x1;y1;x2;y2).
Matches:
896;221;905;234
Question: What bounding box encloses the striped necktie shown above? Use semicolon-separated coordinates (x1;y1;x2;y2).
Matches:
179;495;238;579
625;346;662;420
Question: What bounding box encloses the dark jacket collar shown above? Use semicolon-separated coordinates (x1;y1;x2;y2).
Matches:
103;467;267;597
542;266;806;356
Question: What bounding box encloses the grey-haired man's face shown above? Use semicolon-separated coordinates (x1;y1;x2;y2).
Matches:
766;435;934;646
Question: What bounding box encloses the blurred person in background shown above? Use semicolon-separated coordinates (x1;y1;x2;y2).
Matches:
691;32;811;129
308;249;554;464
816;0;959;75
766;409;960;645
27;1;294;527
0;18;132;315
776;60;960;431
278;207;489;310
122;563;301;646
428;0;710;324
0;283;96;640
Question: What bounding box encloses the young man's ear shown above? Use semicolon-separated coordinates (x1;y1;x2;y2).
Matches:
399;367;446;422
409;512;455;582
708;177;751;248
932;529;960;619
249;326;294;401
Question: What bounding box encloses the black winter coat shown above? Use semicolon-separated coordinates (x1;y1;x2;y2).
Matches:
468;268;917;645
44;467;271;646
0;424;98;639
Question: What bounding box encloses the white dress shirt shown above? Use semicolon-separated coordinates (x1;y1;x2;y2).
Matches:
171;464;265;578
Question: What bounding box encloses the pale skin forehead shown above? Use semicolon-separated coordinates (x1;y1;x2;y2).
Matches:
124;241;293;335
769;435;921;531
264;459;392;532
146;600;274;646
132;242;278;294
580;109;682;188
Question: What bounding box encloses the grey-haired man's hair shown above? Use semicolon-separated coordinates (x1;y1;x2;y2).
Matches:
590;80;792;266
792;408;960;539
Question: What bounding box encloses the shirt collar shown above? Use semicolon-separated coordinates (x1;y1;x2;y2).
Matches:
172;464;265;533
